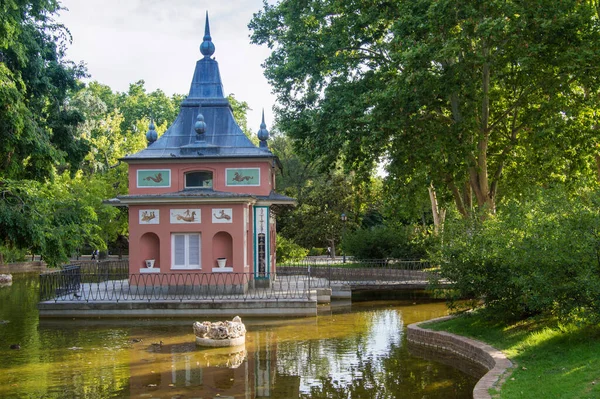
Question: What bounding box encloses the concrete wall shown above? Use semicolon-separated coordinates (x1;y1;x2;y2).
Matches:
407;316;513;399
0;261;47;274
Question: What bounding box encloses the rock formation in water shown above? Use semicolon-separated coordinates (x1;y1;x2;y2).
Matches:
193;316;246;340
0;274;12;285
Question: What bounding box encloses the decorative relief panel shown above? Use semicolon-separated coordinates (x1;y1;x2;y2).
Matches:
253;206;270;277
137;169;171;188
212;208;233;224
139;209;159;224
225;168;260;186
170;209;201;224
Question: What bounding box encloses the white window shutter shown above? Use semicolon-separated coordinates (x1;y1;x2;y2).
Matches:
188;234;200;266
174;235;185;266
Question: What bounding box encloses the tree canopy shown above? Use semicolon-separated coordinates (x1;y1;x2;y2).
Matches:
250;0;600;216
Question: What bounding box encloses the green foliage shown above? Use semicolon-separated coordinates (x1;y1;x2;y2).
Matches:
271;133;387;251
308;247;327;256
1;1;88;179
433;186;600;325
250;0;600;216
0;245;27;263
427;314;600;399
0;176;105;266
276;234;308;263
344;225;429;260
116;80;182;135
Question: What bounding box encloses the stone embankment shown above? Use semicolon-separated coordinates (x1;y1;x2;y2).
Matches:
0;261;47;274
407;316;512;399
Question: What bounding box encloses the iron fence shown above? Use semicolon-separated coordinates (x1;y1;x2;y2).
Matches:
70;260;130;282
39;259;438;302
39;271;314;302
278;259;436;288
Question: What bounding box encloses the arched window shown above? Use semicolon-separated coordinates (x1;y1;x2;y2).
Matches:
185;171;213;189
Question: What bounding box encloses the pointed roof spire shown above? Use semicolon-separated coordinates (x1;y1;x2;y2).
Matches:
146;118;158;145
200;11;215;58
257;109;270;149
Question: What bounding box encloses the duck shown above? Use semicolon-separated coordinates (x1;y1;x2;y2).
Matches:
9;343;20;350
150;340;163;347
131;338;143;343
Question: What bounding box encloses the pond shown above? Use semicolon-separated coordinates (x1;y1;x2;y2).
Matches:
0;273;483;398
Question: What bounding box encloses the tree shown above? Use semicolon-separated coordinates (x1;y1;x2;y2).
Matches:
1;0;88;179
250;0;600;218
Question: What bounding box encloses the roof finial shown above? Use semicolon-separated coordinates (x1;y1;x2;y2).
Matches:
257;109;269;149
194;107;207;141
146;118;158;145
200;11;215;58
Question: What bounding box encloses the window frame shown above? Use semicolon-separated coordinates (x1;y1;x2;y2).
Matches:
184;171;213;189
171;233;201;270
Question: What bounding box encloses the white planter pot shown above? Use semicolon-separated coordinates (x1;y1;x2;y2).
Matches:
217;258;227;268
145;259;155;268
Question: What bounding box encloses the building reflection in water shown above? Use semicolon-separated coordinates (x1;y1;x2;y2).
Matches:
128;330;288;398
125;308;477;398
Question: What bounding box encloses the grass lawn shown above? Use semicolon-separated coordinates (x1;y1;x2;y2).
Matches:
425;313;600;398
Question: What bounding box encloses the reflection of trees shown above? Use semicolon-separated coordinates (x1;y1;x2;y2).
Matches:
292;342;477;399
272;309;477;398
275;310;401;380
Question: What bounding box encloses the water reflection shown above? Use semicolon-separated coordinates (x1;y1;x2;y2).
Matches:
0;274;482;398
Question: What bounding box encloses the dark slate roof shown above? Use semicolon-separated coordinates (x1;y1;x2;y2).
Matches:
124;14;272;161
256;191;297;204
109;189;296;205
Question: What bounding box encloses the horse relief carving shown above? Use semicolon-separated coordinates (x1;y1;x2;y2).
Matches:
213;209;231;220
175;209;197;222
141;211;156;222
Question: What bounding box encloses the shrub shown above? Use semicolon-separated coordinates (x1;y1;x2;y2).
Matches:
308;247;327;256
433;187;600;325
276;235;309;263
0;246;28;263
343;225;430;260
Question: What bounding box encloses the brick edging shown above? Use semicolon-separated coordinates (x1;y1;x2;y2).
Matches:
407;316;513;399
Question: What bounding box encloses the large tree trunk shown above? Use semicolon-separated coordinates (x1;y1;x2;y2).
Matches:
428;183;446;231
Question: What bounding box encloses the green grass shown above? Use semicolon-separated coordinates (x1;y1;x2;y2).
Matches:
425;313;600;399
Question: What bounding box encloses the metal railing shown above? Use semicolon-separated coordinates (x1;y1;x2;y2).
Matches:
39;265;83;299
70;260;130;282
278;259;436;288
39;259;437;302
39;271;314;302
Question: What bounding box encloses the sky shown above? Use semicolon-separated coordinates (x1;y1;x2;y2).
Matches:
57;0;276;133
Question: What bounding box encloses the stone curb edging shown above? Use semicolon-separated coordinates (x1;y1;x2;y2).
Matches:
407;315;513;399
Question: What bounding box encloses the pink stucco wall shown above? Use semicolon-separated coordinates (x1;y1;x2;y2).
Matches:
128;160;274;196
129;203;252;274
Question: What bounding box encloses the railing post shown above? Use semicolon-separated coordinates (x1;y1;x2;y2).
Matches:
307;264;311;300
328;260;332;287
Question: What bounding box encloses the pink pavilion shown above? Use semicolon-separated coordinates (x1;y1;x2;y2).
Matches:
109;15;294;283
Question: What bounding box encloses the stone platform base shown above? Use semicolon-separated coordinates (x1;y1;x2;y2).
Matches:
196;336;245;347
38;298;317;318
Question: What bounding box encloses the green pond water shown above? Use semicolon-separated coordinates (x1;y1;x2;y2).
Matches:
0;274;484;398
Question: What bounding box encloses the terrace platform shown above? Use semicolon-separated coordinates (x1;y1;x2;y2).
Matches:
37;260;441;318
37;270;329;318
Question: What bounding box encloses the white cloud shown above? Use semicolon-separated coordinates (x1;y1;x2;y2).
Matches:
57;0;276;132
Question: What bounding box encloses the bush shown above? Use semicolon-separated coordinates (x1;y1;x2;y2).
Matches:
276;235;309;263
433;187;600;325
308;247;327;256
0;246;28;263
343;225;430;260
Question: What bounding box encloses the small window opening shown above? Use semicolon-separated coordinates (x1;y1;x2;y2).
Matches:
185;171;213;189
